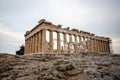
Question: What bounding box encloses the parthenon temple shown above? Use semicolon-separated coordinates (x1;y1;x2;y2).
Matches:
24;19;112;54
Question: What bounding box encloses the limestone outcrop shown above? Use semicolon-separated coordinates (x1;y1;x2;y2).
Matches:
0;53;120;80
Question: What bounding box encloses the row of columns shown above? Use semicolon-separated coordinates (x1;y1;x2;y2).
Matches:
25;29;110;54
91;38;110;53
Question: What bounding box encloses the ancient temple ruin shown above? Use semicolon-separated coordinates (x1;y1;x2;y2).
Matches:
24;19;111;54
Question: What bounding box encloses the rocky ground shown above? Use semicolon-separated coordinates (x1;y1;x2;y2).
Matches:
0;53;120;80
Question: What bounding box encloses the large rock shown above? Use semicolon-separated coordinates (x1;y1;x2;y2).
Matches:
0;53;120;80
56;64;75;72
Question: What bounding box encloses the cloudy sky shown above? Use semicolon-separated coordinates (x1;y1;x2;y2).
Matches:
0;0;120;54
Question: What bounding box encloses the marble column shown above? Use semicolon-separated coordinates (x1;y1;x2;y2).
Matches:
69;34;72;42
57;32;60;53
32;35;34;53
88;37;91;53
106;41;110;53
32;36;33;53
37;33;39;52
69;34;72;50
101;40;104;52
99;40;101;52
28;38;30;53
26;39;28;53
83;36;86;53
35;34;37;53
74;35;77;42
38;31;40;53
74;35;78;53
89;38;92;53
68;34;74;53
42;29;46;53
108;41;110;53
63;33;67;51
37;32;40;53
106;41;108;53
100;40;102;52
96;40;99;52
31;36;33;53
36;33;38;53
94;39;96;53
104;41;107;52
105;41;107;53
27;39;29;53
39;31;42;52
33;35;35;53
91;38;94;52
96;39;98;52
86;37;89;53
103;41;105;52
97;39;99;52
106;41;108;52
33;36;35;53
29;37;31;53
79;36;81;43
98;40;100;52
49;30;53;54
31;37;33;53
79;36;82;52
26;39;28;54
105;41;108;52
